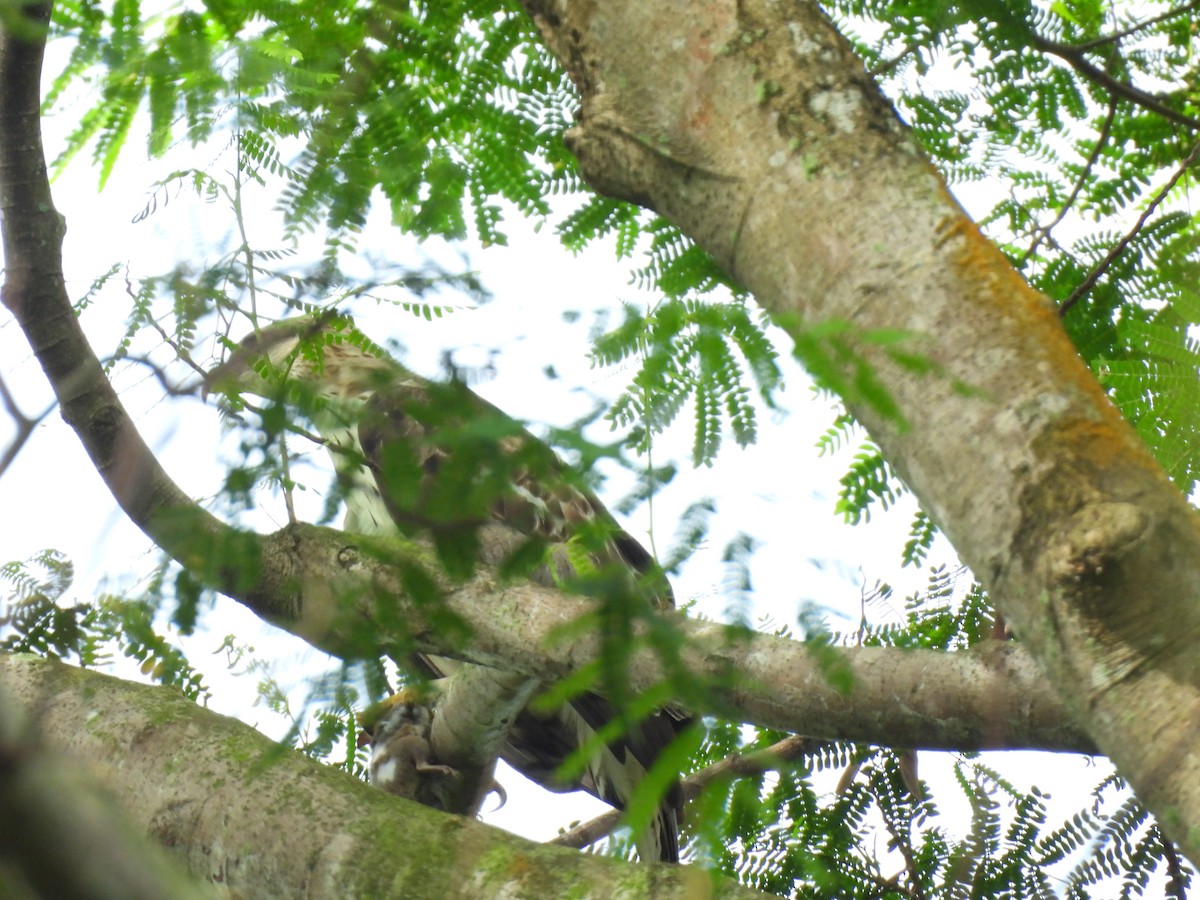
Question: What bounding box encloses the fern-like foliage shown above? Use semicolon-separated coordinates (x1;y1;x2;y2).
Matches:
594;297;783;466
684;566;1190;896
1091;227;1200;495
50;0;573;247
0;550;208;699
45;0;949;472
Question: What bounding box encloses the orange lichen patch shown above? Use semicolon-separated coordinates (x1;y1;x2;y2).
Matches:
1054;418;1157;471
942;214;1037;308
1031;417;1177;509
685;88;716;133
930;175;1032;306
685;22;720;67
938;208;1115;411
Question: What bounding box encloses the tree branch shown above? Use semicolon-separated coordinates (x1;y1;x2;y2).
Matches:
552;734;823;850
1031;34;1200;132
1070;2;1200;53
0;652;766;898
1021;99;1117;267
253;523;1089;754
0;370;55;479
1060;137;1200;316
0;0;254;602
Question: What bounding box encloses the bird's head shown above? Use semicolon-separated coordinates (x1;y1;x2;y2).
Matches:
203;313;395;407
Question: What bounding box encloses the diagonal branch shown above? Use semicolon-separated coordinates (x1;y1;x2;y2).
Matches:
1070;2;1200;53
1;652;767;898
551;734;823;850
0;0;262;602
1060;137;1200;316
1021;99;1117;267
0;370;56;479
1032;34;1200;132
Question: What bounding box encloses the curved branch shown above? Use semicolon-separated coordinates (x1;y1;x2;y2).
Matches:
0;2;261;602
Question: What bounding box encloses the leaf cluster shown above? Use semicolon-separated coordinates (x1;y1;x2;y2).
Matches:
689;568;1190;896
594;297;783;467
46;0;896;473
0;550;208;699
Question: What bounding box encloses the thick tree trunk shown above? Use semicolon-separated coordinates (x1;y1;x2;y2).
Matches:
0;653;763;899
520;0;1200;863
0;675;213;899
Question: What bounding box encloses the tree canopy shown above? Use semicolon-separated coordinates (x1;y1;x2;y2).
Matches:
2;0;1199;897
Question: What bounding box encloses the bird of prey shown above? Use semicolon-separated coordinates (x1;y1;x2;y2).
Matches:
205;313;687;862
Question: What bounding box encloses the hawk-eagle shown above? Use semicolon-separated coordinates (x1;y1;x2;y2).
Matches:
206;314;687;862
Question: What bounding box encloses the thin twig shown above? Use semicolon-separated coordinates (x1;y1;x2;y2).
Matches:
879;805;925;900
0;372;56;480
1060;137;1200;317
122;270;209;379
104;354;199;397
869;41;920;80
208;392;358;524
1008;192;1073;260
279;432;298;525
549;734;824;850
1021;100;1118;266
1034;35;1200;131
207;393;326;450
1071;1;1200;52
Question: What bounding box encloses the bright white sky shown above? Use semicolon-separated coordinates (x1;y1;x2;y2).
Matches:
0;23;1121;883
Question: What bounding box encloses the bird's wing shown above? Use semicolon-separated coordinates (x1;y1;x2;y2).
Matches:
357;373;689;861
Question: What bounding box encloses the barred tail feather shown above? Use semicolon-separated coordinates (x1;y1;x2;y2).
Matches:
639;803;681;863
